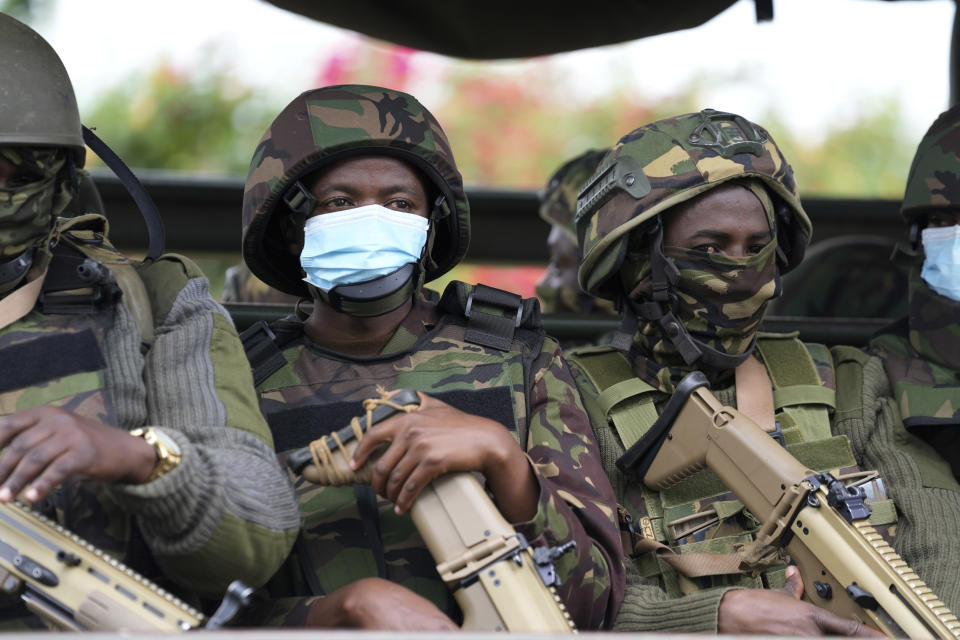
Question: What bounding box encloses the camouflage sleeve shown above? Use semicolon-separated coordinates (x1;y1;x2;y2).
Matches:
107;256;300;596
833;353;960;614
511;338;625;629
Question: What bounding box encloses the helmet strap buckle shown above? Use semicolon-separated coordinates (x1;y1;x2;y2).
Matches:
282;181;317;217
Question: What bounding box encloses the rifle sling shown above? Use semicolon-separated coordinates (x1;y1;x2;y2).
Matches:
632;537;743;577
735;355;776;433
0;269;45;332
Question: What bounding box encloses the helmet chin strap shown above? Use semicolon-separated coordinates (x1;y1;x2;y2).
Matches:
309;262;419;318
611;223;753;370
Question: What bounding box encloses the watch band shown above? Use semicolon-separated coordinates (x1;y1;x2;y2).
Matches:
130;427;182;482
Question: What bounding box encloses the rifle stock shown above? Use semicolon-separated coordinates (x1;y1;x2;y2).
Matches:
289;389;577;633
627;371;960;639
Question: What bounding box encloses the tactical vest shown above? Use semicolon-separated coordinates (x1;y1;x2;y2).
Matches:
0;215;161;626
241;282;547;618
567;333;897;597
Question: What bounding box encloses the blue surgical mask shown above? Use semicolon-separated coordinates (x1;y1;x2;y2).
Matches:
300;204;430;291
921;224;960;301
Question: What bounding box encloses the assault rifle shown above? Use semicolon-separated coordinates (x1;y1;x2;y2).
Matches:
617;371;960;639
0;498;251;631
287;389;577;633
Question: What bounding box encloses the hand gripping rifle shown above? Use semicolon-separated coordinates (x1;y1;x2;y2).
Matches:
286;389;577;633
0;498;252;631
617;371;960;639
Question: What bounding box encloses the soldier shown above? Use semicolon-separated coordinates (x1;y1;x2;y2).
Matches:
0;14;300;625
239;84;624;630
870;105;960;481
566;109;960;634
535;149;615;317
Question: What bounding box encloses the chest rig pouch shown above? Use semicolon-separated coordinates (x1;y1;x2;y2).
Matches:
571;333;897;597
241;281;547;603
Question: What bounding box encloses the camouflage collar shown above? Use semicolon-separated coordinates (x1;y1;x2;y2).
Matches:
378;291;439;354
871;270;960;428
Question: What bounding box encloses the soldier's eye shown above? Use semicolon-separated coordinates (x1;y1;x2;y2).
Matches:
388;199;413;210
321;197;352;209
693;244;718;254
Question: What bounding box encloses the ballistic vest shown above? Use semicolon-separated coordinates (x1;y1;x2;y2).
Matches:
241;282;546;618
567;334;897;597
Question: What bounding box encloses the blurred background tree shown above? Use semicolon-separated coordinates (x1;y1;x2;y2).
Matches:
75;41;915;199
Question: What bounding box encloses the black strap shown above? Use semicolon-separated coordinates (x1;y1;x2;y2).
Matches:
463;283;522;351
268;386;517;453
294;532;327;597
0;330;105;394
240;319;302;387
38;242;122;315
82;126;165;262
353;486;387;579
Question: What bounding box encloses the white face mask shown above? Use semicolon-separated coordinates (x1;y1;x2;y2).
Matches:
921;224;960;301
300;204;430;291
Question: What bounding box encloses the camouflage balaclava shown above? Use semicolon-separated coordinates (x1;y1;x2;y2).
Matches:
576;110;809;392
242;85;469;317
871;106;960;441
0;15;86;295
535;149;616;314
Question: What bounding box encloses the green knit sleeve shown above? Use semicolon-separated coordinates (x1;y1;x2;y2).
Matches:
831;351;960;613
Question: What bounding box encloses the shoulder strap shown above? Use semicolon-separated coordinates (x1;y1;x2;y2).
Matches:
240;318;303;387
437;281;542;352
830;345;870;423
570;346;659;450
755;334;835;443
41;215;154;348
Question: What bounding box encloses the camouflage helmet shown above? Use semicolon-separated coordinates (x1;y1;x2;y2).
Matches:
242;85;469;299
0;14;85;166
902;105;960;229
539;149;607;241
576;109;810;300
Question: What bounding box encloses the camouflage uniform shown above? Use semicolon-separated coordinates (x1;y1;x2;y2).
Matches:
221;262;298;304
0;15;300;626
870;105;960;484
536;149;616;317
566;110;960;630
239;85;624;629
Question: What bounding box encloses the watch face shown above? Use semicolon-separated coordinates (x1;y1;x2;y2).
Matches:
151;429;181;456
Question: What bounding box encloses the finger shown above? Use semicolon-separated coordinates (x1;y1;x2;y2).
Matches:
0;409;44;448
383;446;424;506
23;453;79;502
782;565;804;599
369;436;409;498
2;436;71;501
352;413;405;470
393;458;442;514
814;609;885;637
0;427;59;500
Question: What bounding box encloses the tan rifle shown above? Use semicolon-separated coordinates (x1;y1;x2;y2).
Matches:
287;389;577;633
617;371;960;639
0;498;252;631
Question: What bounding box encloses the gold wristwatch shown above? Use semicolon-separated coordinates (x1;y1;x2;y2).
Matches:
130;427;182;482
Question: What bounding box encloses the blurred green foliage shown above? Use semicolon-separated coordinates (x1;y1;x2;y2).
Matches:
85;60;277;175
81;42;916;198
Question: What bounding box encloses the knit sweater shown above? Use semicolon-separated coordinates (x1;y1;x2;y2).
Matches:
1;255;300;600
